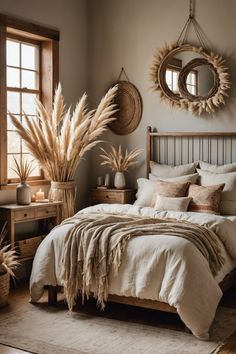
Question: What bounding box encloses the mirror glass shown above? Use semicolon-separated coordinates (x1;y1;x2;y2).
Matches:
164;51;215;98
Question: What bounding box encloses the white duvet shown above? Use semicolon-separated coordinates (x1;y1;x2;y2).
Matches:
30;204;236;340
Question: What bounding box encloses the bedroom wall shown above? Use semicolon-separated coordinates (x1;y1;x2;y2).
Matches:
88;0;236;187
0;0;89;210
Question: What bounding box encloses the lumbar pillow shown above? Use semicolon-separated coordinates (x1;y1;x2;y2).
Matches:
188;183;225;214
134;178;190;207
149;173;199;184
197;168;236;214
199;161;236;174
154;196;192;212
150;161;197;178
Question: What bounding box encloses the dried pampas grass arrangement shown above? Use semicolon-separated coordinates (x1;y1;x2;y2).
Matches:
9;84;118;219
100;145;142;172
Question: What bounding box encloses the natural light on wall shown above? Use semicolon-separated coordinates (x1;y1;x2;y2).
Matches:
7;38;41;180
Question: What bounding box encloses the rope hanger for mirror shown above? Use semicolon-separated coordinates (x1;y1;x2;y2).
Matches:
177;0;208;51
117;67;130;82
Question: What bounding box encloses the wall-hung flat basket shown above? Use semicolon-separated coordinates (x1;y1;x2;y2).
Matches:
109;73;142;135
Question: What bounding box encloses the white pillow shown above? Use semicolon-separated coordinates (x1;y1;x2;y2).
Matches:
154;196;192;212
150;161;197;178
149;173;199;184
199;161;236;174
197;168;236;215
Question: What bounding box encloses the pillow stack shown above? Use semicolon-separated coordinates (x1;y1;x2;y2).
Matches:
135;162;197;212
135;160;236;215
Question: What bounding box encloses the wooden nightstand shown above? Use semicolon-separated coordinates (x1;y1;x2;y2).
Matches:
90;188;136;205
0;201;63;262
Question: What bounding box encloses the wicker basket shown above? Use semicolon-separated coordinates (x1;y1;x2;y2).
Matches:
17;235;45;259
0;272;10;308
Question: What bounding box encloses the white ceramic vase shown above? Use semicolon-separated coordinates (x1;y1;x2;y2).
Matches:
114;172;126;189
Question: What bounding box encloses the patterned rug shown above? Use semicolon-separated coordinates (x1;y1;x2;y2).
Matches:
0;299;235;354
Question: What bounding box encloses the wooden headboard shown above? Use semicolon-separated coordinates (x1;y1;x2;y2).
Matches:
146;126;236;178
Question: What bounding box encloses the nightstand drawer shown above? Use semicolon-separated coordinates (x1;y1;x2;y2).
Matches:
90;189;135;205
36;206;57;218
14;209;36;221
92;191;121;203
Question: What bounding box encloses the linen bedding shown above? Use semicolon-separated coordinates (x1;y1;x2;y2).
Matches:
30;203;236;340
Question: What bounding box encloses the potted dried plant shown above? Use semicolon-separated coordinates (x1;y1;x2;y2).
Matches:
100;145;142;189
12;156;34;205
0;223;18;308
9;84;118;219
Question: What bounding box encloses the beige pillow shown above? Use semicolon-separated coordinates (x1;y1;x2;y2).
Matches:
134;178;189;207
151;180;190;207
188;184;225;214
150;161;197;178
149;173;199;184
199;161;236;174
197;168;236;215
154;196;192;212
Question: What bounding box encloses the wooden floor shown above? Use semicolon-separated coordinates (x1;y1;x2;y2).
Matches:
0;283;236;354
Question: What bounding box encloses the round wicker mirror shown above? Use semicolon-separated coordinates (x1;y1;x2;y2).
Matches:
150;42;230;115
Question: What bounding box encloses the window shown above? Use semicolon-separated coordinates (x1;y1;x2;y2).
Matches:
7;37;41;181
165;58;198;96
0;14;59;188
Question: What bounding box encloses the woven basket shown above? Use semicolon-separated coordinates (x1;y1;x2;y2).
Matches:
0;272;10;308
17;235;45;259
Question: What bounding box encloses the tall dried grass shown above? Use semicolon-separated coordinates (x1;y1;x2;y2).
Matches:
0;222;18;277
100;145;142;172
9;84;118;182
11;156;34;182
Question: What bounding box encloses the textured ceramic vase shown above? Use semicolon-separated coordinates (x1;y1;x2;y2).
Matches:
16;182;31;205
114;172;126;189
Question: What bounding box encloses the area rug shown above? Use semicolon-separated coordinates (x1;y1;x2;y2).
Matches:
0;299;235;354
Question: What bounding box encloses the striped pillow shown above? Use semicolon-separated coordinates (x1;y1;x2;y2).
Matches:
188;184;225;214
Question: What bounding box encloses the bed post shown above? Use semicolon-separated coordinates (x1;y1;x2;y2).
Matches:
146;126;152;178
48;285;58;306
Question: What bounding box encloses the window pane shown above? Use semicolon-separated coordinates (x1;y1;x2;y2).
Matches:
22;93;36;115
165;70;172;86
7;67;20;88
8;131;21;153
22;154;41;177
8;154;21;179
7;114;21;130
22;115;37;129
173;72;178;92
7;92;20;114
22;44;37;70
7;40;20;67
22;70;37;89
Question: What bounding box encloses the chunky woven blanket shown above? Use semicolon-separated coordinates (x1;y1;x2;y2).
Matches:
60;213;225;311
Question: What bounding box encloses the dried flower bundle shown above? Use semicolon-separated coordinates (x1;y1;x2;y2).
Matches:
9;84;118;182
100;145;142;172
11;156;34;182
0;222;19;277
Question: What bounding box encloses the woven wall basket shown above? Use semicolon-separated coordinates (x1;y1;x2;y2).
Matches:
109;81;142;135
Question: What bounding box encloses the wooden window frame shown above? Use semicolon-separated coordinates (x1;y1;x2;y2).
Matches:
0;14;59;190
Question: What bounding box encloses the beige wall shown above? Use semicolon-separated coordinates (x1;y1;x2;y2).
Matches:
0;0;89;209
88;0;236;187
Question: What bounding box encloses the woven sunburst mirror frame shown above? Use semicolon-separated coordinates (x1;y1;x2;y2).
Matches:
150;42;230;115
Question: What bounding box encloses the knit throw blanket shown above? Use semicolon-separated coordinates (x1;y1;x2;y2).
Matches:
60;213;225;311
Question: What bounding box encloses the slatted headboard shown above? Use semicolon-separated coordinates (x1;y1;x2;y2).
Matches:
146;126;236;178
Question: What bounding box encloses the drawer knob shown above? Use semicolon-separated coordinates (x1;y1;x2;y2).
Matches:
46;210;49;214
106;195;109;198
24;213;27;217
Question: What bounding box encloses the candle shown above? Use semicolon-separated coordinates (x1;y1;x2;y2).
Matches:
36;189;45;201
31;194;36;202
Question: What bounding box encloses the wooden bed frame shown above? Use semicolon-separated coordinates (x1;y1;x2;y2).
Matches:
48;126;236;314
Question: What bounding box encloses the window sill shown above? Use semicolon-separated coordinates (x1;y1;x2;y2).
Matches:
0;179;51;190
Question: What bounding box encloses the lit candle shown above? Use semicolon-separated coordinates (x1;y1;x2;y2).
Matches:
36;189;45;201
31;194;36;202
